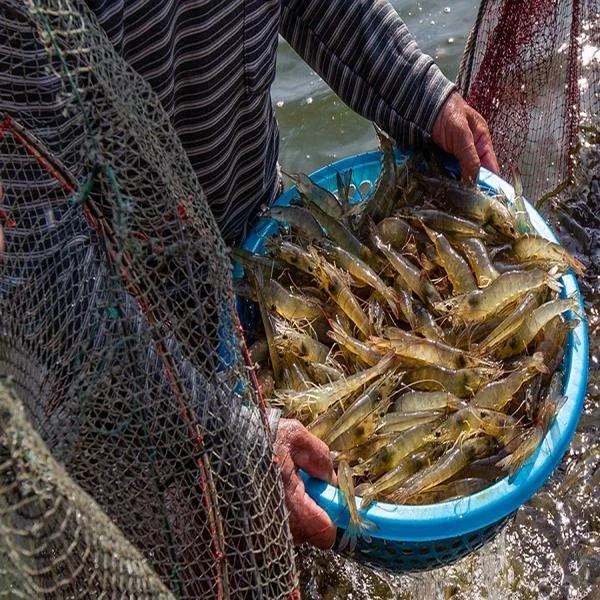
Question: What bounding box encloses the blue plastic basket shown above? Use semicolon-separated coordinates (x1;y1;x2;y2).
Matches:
237;150;588;572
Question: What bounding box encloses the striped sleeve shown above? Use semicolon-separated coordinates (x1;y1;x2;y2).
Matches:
280;0;456;148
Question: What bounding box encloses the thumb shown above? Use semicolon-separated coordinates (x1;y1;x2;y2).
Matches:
287;424;335;484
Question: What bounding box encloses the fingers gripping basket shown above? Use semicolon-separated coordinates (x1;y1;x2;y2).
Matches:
239;150;588;573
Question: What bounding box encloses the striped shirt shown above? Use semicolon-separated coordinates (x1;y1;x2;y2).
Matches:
86;0;455;246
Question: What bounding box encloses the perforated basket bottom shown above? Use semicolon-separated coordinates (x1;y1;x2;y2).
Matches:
335;513;514;573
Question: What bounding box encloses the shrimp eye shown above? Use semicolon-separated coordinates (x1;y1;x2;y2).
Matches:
468;296;480;307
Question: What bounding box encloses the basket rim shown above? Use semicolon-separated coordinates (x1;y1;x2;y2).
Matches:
242;150;588;543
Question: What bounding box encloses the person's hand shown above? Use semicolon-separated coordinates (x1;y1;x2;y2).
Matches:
432;91;499;183
273;418;337;549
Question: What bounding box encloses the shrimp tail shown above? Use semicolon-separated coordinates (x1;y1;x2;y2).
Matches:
338;517;377;553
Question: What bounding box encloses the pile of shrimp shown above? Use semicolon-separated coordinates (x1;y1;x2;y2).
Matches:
234;127;584;551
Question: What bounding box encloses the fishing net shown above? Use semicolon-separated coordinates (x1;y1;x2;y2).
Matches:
0;1;297;598
457;0;599;208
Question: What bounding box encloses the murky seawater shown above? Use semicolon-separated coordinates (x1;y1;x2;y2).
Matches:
273;3;600;599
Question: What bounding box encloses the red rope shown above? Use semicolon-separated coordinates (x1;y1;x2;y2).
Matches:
234;309;272;437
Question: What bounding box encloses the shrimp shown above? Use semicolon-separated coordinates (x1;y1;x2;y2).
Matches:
369;294;391;336
359;444;445;508
388;436;499;504
377;216;420;254
306;402;344;440
268;205;324;241
334;433;398;464
534;316;579;380
327;320;380;366
324;372;400;447
392;281;419;327
263;279;323;321
377;410;448;434
370;327;490;370
422;407;497;446
337;460;376;552
231;247;283;278
476;291;540;353
415;174;518;238
369;220;443;306
274;353;396;417
329;412;381;453
472;353;547;410
313;256;371;337
335;168;353;220
486;191;519;239
267;239;315;276
435;269;562;322
494;297;579;359
411;301;446;343
283;357;312;391
411;209;488;239
421;224;477;293
274;323;331;364
352;421;441;479
462;407;524;445
305;362;345;385
512;235;585;276
295;196;374;265
402;365;502;397
511;167;534;235
250;269;282;381
357;125;397;229
497;373;565;477
282;169;343;218
315;238;400;318
394;390;464;413
459;238;500;287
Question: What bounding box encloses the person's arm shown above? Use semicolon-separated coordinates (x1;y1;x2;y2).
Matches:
280;0;498;180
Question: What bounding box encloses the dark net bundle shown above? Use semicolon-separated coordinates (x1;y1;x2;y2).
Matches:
0;383;173;598
0;1;297;598
457;0;599;206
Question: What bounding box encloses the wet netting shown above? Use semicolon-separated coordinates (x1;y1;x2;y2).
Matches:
0;1;297;598
457;0;599;206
